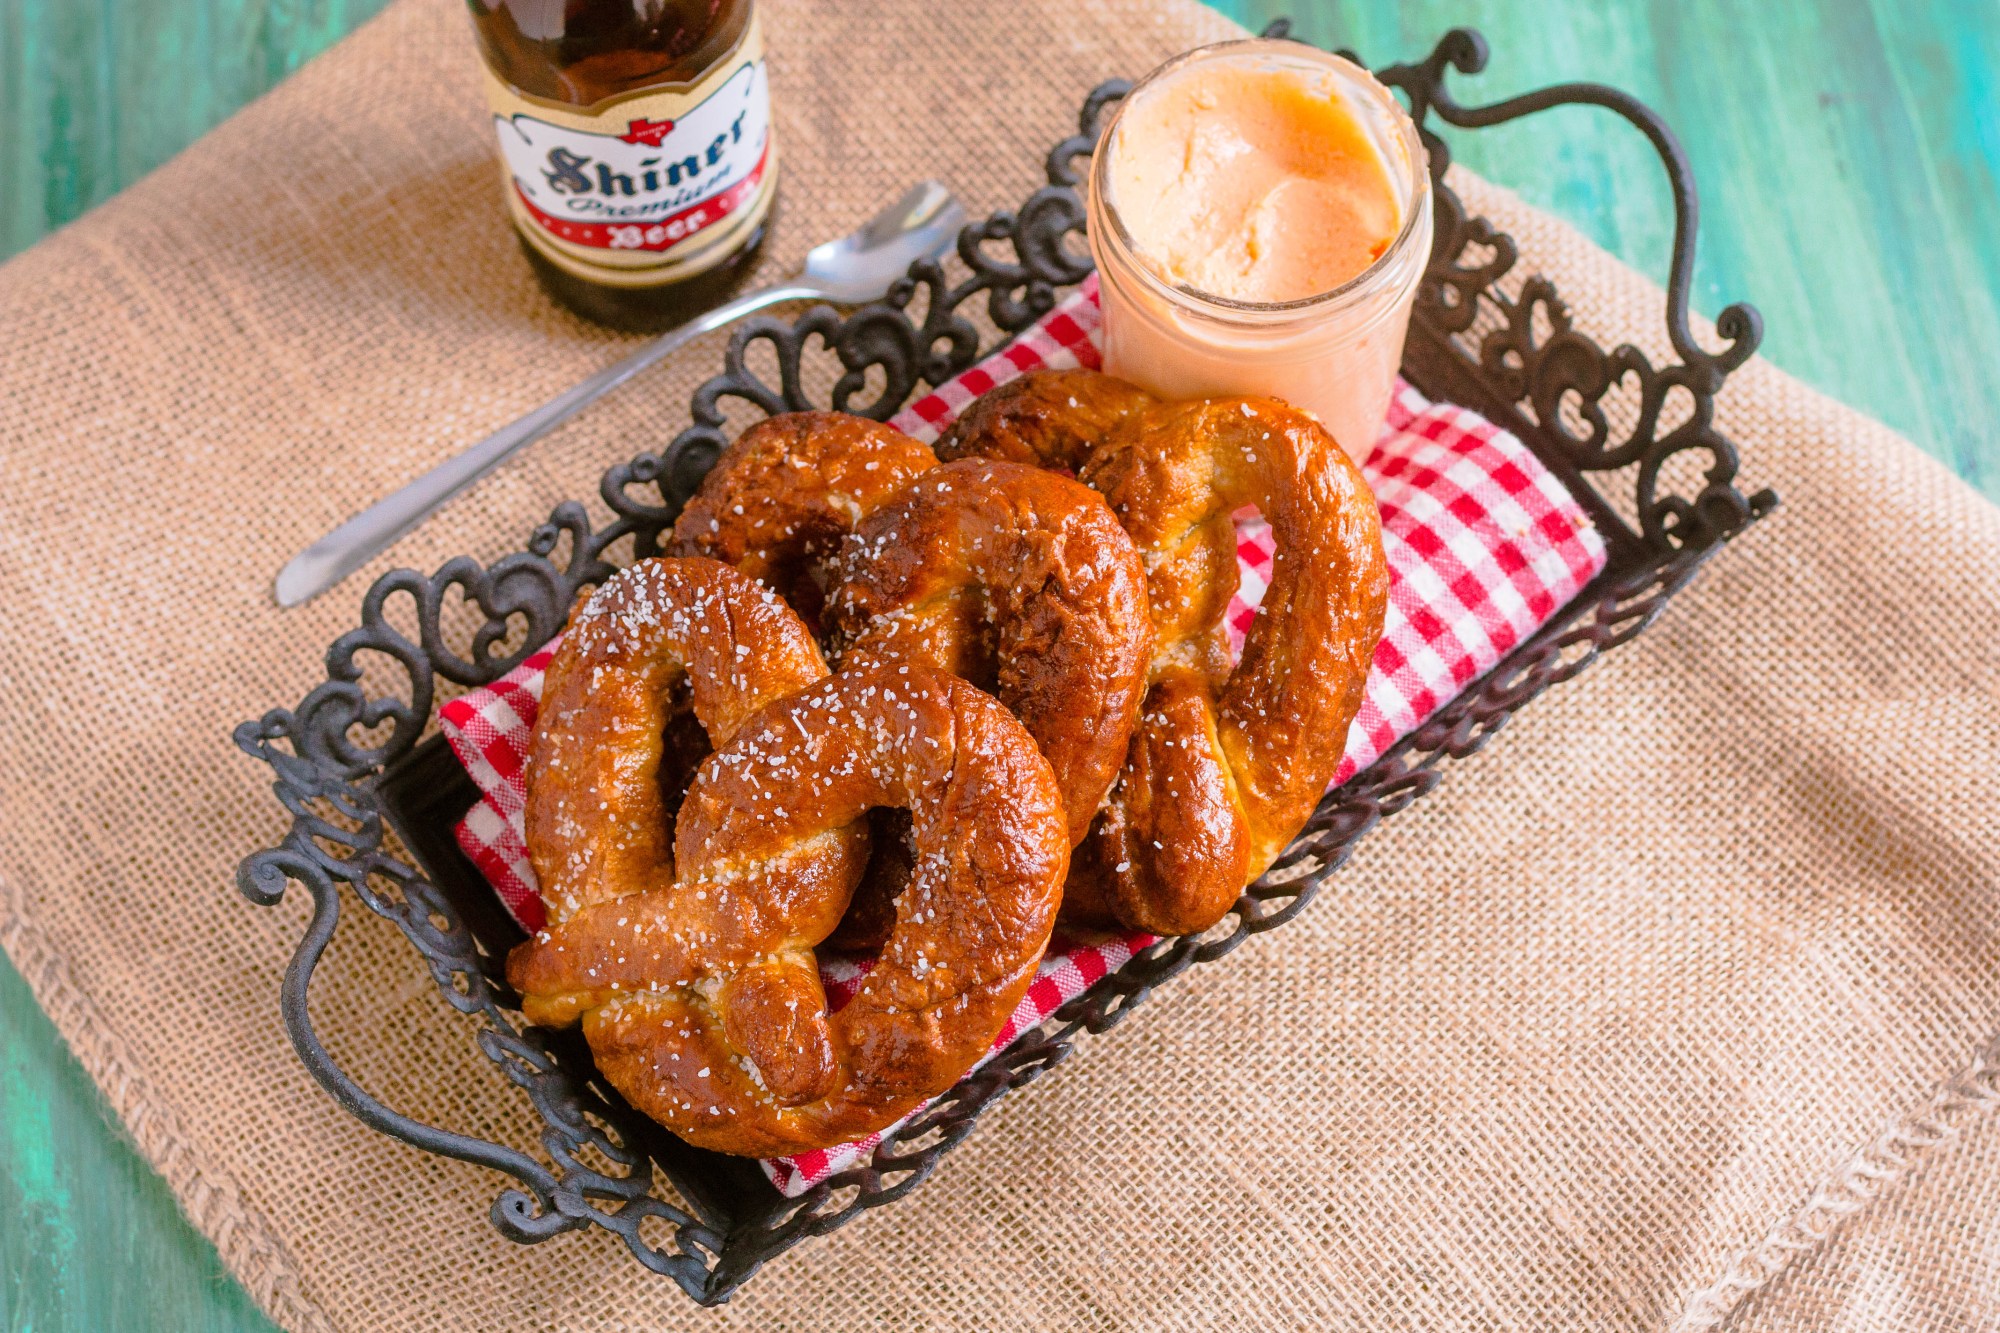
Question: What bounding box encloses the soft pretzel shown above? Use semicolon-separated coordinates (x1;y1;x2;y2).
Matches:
520;556;850;925
508;665;1069;1156
823;457;1154;845
947;382;1389;936
936;367;1157;473
668;411;937;625
667;413;943;950
674;409;1157;851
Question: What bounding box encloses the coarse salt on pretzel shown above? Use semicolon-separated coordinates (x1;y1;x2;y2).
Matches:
1082;395;1388;934
946;376;1389;936
508;665;1069;1156
666;412;944;950
519;555;852;927
672;408;1158;938
823;456;1154;846
668;411;937;626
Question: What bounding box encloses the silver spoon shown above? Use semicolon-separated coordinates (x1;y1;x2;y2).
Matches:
273;180;967;608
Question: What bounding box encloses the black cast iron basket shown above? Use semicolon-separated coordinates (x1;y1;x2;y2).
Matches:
235;25;1776;1306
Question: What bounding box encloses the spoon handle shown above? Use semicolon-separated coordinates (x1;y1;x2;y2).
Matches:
273;282;822;607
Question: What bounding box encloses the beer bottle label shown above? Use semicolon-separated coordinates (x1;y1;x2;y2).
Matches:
483;14;776;289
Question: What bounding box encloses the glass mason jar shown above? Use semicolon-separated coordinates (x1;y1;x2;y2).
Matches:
1087;39;1432;462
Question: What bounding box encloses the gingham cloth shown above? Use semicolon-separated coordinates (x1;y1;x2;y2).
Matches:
438;276;1607;1195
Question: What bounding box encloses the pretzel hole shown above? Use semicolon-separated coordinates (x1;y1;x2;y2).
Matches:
822;808;914;959
653;675;712;826
1228;504;1271;666
948;607;1006;698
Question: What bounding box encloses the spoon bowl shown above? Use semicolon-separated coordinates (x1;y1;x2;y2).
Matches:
800;180;965;302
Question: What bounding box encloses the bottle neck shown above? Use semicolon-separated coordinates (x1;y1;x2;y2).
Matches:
468;0;753;108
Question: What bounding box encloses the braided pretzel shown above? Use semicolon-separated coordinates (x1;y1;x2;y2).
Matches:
823;457;1154;845
944;378;1389;935
672;409;1155;849
519;556;848;926
669;411;937;626
509;664;1068;1156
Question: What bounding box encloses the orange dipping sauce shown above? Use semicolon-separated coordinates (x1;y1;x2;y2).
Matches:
1088;41;1431;462
1104;61;1401;304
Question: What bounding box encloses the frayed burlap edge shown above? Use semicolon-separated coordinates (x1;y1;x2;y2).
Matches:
0;875;337;1333
1436;170;2000;1331
1674;1022;2000;1330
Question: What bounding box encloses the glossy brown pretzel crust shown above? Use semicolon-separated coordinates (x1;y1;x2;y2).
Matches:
668;411;937;627
517;556;843;927
509;664;1068;1157
943;370;1390;936
936;366;1157;473
665;413;949;951
824;457;1154;845
670;409;1157;855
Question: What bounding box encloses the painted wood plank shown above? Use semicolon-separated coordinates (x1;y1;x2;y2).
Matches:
0;0;396;263
0;954;276;1331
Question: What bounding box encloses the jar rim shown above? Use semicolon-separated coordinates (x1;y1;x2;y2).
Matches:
1088;37;1432;320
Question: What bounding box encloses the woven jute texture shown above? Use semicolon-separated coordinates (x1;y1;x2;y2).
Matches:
2;0;1998;1328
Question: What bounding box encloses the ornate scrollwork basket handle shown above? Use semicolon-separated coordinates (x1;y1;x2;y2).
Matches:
1368;26;1762;386
237;847;578;1244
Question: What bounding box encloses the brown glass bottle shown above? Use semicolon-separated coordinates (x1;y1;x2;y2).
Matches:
466;0;777;332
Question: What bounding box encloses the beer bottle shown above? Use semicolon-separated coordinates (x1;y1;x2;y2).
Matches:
465;0;777;331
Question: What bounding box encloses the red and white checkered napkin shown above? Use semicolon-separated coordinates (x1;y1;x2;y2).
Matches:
438;275;1607;1195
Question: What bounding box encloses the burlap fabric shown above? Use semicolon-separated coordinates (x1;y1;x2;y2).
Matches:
2;0;1997;1327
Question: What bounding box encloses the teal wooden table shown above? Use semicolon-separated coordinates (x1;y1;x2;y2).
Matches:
4;2;1997;1327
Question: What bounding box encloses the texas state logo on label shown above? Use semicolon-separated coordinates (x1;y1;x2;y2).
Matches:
485;21;775;284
